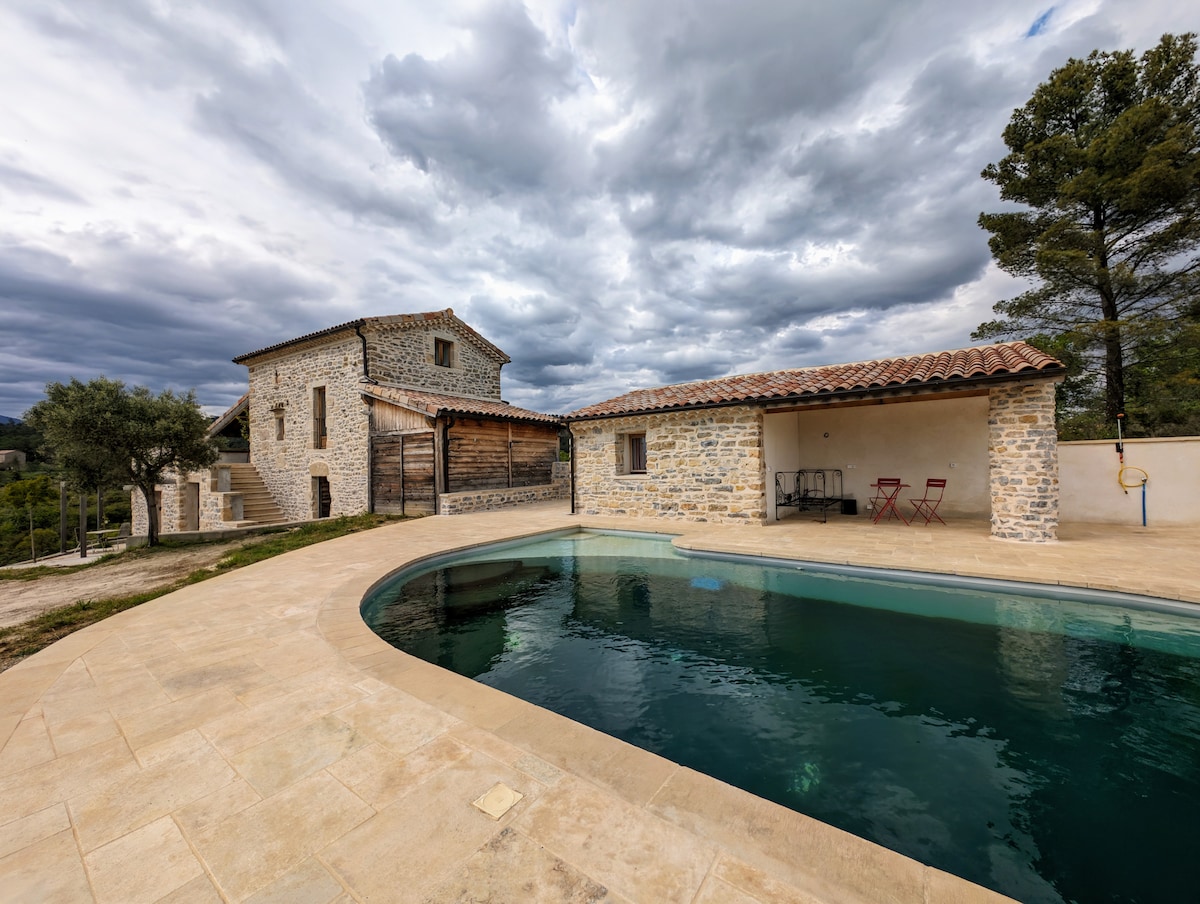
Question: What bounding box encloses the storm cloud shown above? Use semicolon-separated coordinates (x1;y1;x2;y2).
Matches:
0;0;1188;418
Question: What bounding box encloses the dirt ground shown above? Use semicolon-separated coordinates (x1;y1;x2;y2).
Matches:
0;541;248;629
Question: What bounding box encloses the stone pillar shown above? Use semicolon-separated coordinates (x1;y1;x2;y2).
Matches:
988;380;1060;541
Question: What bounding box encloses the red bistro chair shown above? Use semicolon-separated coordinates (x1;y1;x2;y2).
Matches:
909;479;947;525
870;478;908;524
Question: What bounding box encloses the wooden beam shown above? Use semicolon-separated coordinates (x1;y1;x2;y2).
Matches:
764;387;989;415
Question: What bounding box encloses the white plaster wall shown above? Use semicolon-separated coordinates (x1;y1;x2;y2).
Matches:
1059;437;1200;525
763;395;990;519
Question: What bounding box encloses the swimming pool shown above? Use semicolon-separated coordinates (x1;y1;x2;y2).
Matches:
361;530;1200;904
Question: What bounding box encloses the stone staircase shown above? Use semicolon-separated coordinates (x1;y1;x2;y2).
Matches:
227;463;287;525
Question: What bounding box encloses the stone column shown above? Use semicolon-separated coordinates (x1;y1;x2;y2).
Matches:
988;380;1060;541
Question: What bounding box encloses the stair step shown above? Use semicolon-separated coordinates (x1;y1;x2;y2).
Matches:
217;462;288;524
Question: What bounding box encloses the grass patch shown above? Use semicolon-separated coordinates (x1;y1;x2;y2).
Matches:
0;513;404;672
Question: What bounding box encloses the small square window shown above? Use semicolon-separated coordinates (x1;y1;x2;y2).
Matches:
434;338;454;368
626;433;647;474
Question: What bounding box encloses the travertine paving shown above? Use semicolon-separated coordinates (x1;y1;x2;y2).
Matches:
1;503;1196;903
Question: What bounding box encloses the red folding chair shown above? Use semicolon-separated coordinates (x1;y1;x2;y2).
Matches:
869;478;908;524
909;478;947;525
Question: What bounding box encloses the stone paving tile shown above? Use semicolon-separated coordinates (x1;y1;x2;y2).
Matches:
69;736;236;852
448;724;564;786
43;703;122;756
134;727;211;769
517;774;717;904
241;857;346;904
923;866;1018;903
0;803;70;861
173;777;263;839
420;827;608;903
647;767;926;904
84;816;203;904
117;685;246;751
0;714;56;778
155;873;226;903
154;654;278;701
321;750;544;902
332;686;462;756
90;671;175;721
691;876;768;904
0;828;92;903
200;676;365;758
230;713;370;797
187;770;373;902
384;659;531;730
493;703;678;808
0;735;139;824
707;854;829;904
326;736;471;810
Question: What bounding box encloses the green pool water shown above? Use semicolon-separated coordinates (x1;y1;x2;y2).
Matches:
361;530;1200;904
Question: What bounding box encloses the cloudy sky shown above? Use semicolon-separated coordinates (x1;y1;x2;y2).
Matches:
0;1;1189;418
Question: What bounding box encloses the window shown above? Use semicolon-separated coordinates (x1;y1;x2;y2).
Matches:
274;410;285;441
434;337;454;368
312;387;327;449
626;433;647;474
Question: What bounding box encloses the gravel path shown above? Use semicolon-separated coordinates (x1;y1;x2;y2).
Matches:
0;541;247;628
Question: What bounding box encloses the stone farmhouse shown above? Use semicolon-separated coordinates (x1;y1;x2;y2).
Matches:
132;310;563;534
134;322;1068;544
563;341;1066;541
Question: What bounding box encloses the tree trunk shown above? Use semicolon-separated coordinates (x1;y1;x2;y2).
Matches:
1093;208;1125;426
140;484;160;547
1103;322;1125;425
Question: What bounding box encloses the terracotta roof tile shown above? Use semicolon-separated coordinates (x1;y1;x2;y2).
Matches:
564;341;1063;420
363;385;560;424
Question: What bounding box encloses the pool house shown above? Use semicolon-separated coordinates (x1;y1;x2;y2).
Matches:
564;341;1066;541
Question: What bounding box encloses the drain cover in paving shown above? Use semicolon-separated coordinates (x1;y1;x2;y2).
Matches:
472;782;523;819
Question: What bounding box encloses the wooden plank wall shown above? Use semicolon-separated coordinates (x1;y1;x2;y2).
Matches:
447;418;558;492
370;400;431;434
371;433;436;515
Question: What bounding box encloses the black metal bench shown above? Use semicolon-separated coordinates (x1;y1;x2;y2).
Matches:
775;469;847;523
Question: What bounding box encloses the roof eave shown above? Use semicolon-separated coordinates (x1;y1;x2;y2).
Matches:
361;389;560;425
233;320;366;364
563;367;1066;422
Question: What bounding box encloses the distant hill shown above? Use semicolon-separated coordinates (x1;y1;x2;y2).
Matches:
0;415;20;425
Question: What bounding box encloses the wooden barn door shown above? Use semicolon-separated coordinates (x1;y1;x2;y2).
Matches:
371;433;436;515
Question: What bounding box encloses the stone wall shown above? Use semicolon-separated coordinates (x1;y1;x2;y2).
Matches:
367;321;503;399
988;380;1059;541
438;461;570;515
130;469;238;535
246;334;370;521
572;408;766;523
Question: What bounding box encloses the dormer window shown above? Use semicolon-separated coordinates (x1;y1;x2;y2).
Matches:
434;338;454;368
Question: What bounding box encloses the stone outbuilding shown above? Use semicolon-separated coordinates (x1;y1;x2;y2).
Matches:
564;341;1066;541
132;309;563;534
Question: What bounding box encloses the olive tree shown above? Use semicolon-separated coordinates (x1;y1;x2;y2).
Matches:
26;378;218;546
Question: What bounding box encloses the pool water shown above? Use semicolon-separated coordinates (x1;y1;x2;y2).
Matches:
362;531;1200;904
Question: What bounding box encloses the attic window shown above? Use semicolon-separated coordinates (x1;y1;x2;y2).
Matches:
434;338;453;368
